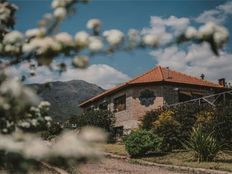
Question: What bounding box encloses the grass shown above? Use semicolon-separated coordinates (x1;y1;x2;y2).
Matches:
101;143;127;156
103;144;232;172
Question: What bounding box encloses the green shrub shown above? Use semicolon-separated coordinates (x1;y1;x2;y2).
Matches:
194;109;215;134
141;103;212;151
41;122;63;140
153;110;181;151
140;109;162;130
67;110;115;142
124;129;162;157
183;127;220;162
213;104;232;148
68;110;115;132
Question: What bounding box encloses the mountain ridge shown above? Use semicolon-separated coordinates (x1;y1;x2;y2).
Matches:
28;80;105;121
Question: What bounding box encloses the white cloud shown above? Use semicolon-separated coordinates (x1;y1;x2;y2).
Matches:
151;43;232;84
195;1;232;23
9;64;130;89
59;64;130;89
142;16;190;44
195;10;226;24
218;1;232;14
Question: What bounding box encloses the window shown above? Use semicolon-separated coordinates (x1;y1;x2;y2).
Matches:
99;101;108;110
113;95;126;112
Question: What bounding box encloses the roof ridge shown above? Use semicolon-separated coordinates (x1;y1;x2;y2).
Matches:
128;66;159;84
167;68;220;87
158;66;164;80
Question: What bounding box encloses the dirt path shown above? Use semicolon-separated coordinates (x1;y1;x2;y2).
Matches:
78;157;185;174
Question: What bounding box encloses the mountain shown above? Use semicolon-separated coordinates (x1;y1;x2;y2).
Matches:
29;80;104;121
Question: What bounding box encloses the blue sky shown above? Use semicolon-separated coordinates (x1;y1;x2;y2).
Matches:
11;0;232;88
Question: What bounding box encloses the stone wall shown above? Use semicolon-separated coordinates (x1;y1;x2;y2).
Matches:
82;83;216;132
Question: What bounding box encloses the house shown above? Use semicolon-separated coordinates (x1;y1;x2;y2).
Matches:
79;66;225;134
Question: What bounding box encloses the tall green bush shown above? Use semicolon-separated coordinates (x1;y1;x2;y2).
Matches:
152;110;181;151
140;109;162;130
124;129;162;157
183;127;220;162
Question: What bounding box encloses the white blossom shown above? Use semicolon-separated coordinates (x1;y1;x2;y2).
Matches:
142;34;159;46
18;121;30;128
103;29;124;46
55;32;73;47
213;26;229;47
198;22;215;39
39;101;51;108
197;22;229;47
44;116;52;121
51;130;103;158
3;31;24;44
30;106;40;113
72;56;89;68
0;77;22;97
4;44;20;53
51;0;66;9
27;37;62;54
51;0;73;9
0;132;49;159
128;29;141;43
185;26;198;39
21;87;40;106
25;28;46;38
43;37;62;52
31;119;38;126
86;18;101;30
74;31;89;47
23;43;36;53
0;3;11;20
54;7;67;20
44;13;53;21
88;36;103;52
24;137;50;159
79;127;106;142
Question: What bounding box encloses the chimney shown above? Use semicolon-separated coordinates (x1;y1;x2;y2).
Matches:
218;78;226;87
200;74;205;80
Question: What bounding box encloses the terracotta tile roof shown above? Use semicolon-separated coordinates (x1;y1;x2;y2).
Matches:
79;66;223;107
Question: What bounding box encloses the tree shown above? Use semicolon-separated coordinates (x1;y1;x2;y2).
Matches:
68;110;115;132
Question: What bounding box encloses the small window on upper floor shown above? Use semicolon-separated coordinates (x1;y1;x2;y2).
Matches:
113;95;126;112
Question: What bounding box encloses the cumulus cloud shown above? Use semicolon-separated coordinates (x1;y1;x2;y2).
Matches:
195;1;232;23
151;43;232;84
59;64;130;89
9;64;130;89
142;16;190;44
144;1;232;86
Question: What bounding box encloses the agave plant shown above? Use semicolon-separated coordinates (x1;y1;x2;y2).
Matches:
183;127;221;162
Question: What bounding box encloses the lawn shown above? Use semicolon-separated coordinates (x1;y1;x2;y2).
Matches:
101;143;127;156
103;144;232;172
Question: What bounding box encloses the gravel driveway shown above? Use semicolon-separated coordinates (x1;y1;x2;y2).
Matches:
79;157;185;174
